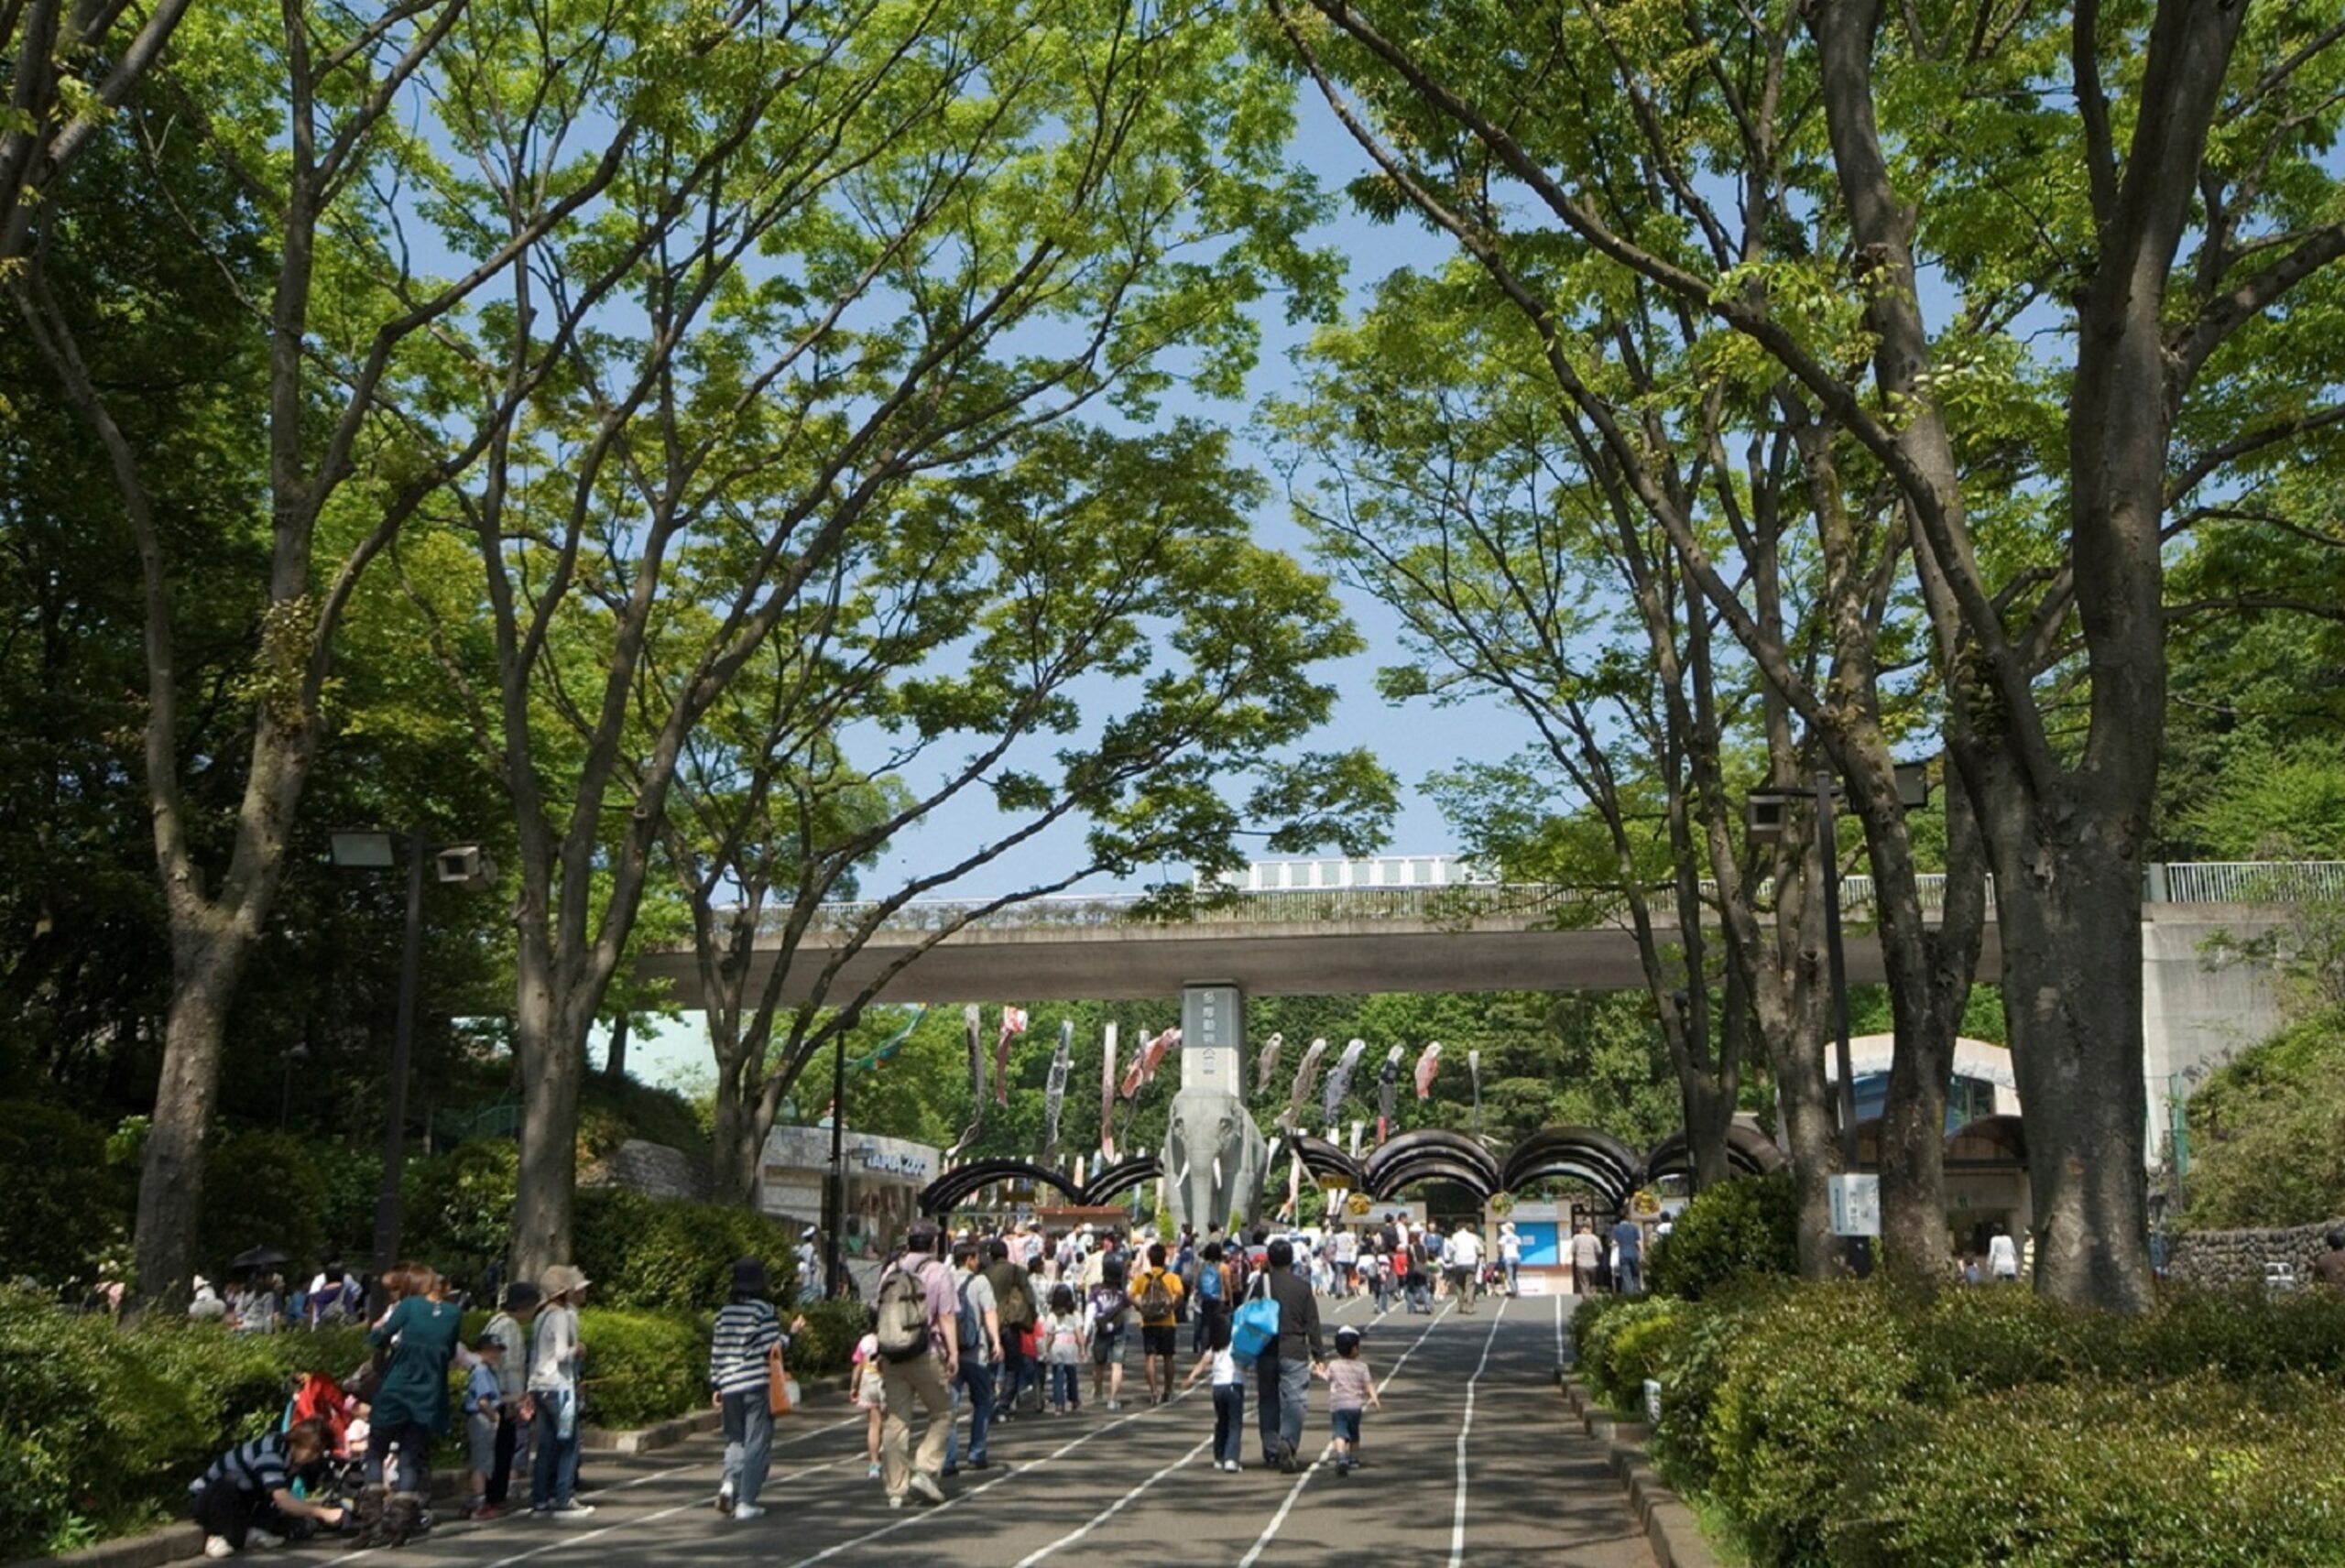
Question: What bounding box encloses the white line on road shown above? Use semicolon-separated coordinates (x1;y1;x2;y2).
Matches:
1009;1435;1216;1566
1448;1299;1510;1567
777;1388;1199;1567
1235;1302;1455;1568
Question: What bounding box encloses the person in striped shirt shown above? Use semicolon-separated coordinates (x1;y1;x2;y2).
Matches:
708;1257;806;1523
190;1420;343;1557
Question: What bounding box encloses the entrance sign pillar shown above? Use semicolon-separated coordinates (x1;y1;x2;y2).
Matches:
1182;982;1244;1093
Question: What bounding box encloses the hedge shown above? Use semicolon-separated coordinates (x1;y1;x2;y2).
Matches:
1647;1171;1799;1301
1602;1279;2345;1568
570;1187;805;1313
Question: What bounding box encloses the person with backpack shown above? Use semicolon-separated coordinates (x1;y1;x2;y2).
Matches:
1188;1239;1231;1355
943;1242;1000;1474
1041;1283;1085;1413
1086;1257;1132;1410
873;1224;958;1508
982;1238;1037;1420
1129;1242;1186;1406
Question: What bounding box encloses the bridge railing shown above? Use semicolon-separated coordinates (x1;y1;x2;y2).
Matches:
746;860;2342;937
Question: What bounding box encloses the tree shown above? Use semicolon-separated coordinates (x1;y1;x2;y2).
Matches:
398;0;1363;1279
10;0;662;1301
1268;0;2345;1308
664;420;1390;1205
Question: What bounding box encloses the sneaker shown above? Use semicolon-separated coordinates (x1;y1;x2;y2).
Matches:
551;1504;596;1524
731;1505;767;1522
866;1462;882;1480
245;1531;284;1550
909;1471;946;1506
967;1458;990;1471
204;1538;235;1560
1105;1400;1120;1411
942;1465;960;1478
715;1486;735;1516
888;1496;907;1511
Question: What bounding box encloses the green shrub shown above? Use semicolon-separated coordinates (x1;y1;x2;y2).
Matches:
1649;1172;1799;1301
788;1299;868;1378
400;1139;518;1287
1577;1297;1685;1414
576;1308;708;1430
572;1190;802;1313
1833;1374;2345;1568
1649;1283;1785;1490
198;1130;327;1276
0;1290;370;1559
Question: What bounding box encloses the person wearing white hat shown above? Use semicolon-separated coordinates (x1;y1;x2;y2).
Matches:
189;1278;229;1322
795;1227;822;1304
526;1267;594;1521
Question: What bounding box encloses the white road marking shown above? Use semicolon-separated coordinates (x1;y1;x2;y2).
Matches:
1448;1300;1511;1567
1235;1302;1454;1568
1008;1435;1216;1566
777;1389;1197;1566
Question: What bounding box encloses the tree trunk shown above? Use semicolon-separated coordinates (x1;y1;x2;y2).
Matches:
1774;1040;1840;1279
709;1054;763;1208
1684;1076;1737;1192
603;1014;629;1082
1985;807;2155;1310
509;963;584;1284
130;945;244;1307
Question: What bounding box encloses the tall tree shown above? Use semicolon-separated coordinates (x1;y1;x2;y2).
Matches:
1270;0;2345;1308
402;0;1355;1278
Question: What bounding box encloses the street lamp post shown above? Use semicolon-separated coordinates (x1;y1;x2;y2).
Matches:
329;831;494;1286
824;1028;847;1301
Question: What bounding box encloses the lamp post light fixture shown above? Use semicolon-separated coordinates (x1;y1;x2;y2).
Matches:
328;830;496;1284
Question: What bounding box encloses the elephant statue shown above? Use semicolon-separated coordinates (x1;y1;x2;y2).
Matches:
1162;1086;1270;1233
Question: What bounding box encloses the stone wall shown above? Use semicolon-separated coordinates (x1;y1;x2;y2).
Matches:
2169;1217;2345;1290
580;1138;709;1203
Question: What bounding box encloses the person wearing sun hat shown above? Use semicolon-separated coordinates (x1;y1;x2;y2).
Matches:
527;1266;593;1521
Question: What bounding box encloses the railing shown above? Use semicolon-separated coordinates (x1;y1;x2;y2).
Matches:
741;861;2340;939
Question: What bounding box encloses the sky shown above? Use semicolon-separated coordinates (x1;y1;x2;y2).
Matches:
616;96;1532;1089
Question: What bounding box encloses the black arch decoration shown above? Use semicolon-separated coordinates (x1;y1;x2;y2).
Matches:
1643;1123;1787;1185
1500;1126;1644;1209
919;1158;1085;1216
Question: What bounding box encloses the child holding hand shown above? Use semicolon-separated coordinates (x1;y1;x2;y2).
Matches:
1320;1324;1380;1475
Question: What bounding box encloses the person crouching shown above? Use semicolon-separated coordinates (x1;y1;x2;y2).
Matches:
191;1419;344;1558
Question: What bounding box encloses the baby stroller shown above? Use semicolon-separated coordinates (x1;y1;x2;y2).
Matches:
279;1372;364;1534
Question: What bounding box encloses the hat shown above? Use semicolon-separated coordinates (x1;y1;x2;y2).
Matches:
731;1258;770;1297
802;1225;818;1241
539;1264;589;1297
1334;1325;1362;1346
192;1276;212;1292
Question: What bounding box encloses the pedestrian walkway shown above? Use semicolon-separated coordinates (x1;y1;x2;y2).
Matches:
319;1292;1652;1567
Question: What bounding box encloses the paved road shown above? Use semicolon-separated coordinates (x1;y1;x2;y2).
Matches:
339;1290;1652;1568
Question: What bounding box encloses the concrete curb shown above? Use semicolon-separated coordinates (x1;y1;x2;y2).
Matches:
16;1377;855;1568
1558;1377;1722;1568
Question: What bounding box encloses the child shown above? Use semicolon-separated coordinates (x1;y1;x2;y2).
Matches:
462;1336;506;1519
1042;1283;1085;1414
1321;1325;1380;1474
1178;1305;1246;1472
850;1310;886;1478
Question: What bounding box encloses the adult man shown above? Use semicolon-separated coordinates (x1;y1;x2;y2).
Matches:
1332;1226;1358;1297
875;1223;958;1508
945;1241;1000;1474
1447;1222;1484;1312
1129;1241;1187;1404
1498;1222;1522;1296
1254;1238;1325;1473
983;1237;1038;1416
1569;1222;1603;1294
1404;1233;1434;1313
1610;1214;1645;1296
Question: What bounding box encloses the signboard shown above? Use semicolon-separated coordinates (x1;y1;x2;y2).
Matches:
1828;1173;1881;1236
1182;982;1244;1094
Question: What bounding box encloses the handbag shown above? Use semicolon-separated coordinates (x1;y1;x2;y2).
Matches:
1229;1273;1281;1370
767;1343;793;1415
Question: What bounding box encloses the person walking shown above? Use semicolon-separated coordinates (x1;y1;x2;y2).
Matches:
710;1257;806;1521
1129;1242;1186;1405
1610;1214;1645;1297
1987;1223;2021;1284
1498;1223;1522;1296
851;1313;886;1477
1042;1283;1085;1413
526;1267;594;1522
1447;1222;1484;1313
1180;1305;1247;1472
1404;1234;1434;1314
873;1223;957;1509
1319;1325;1380;1475
1087;1258;1132;1410
982;1238;1037;1419
945;1241;999;1474
1254;1238;1325;1473
1569;1222;1603;1294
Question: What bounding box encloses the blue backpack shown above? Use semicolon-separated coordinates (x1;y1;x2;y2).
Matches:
1197;1261;1226;1306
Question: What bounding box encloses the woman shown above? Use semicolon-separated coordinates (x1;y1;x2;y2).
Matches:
1498;1223;1522;1296
708;1257;805;1521
527;1266;595;1521
353;1265;464;1549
